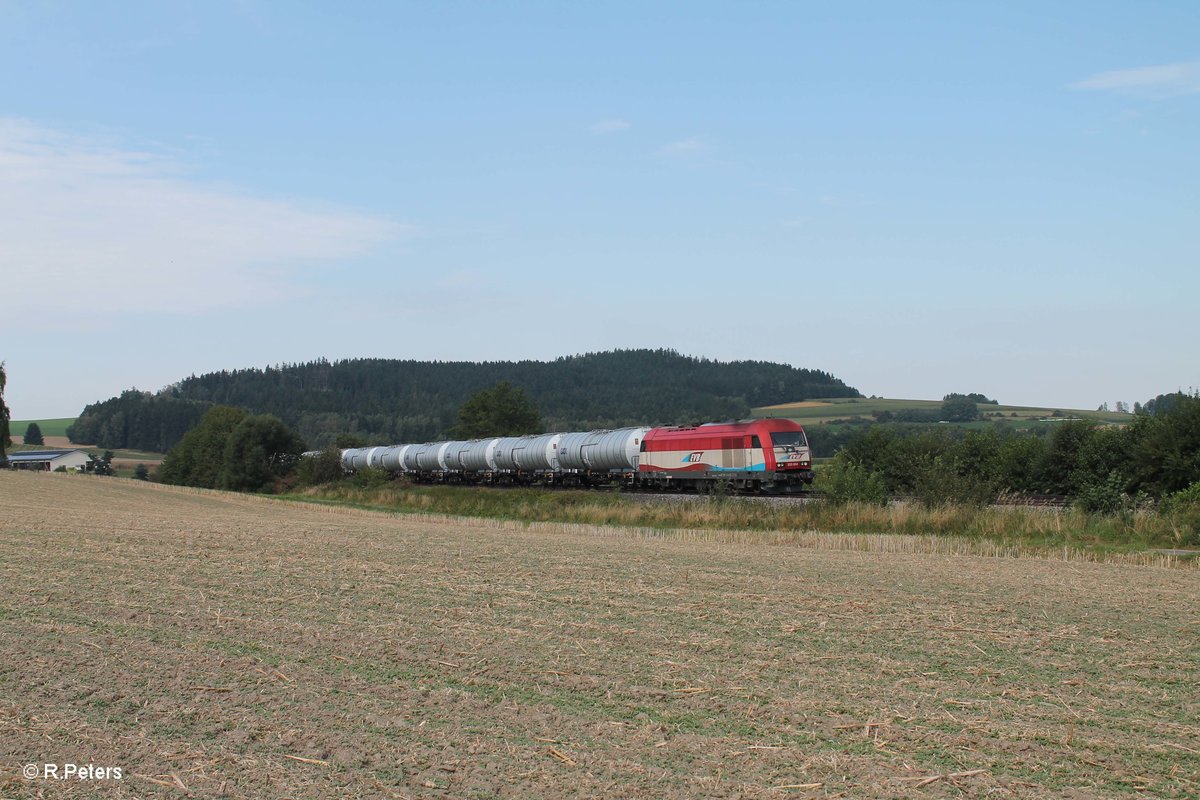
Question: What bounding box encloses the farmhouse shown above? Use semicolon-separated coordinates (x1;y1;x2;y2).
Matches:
5;449;92;472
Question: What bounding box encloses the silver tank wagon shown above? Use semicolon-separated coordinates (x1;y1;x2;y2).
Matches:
415;442;449;471
441;440;472;471
462;438;502;472
367;446;387;469
401;443;421;471
514;432;561;471
558;427;649;472
343;447;381;471
379;445;406;471
492;436;527;471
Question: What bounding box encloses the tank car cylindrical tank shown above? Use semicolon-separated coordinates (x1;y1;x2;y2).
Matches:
514;433;561;471
589;427;650;471
441;441;472;471
556;431;593;470
558;428;648;471
492;437;526;471
401;443;420;471
366;446;387;469
415;442;447;471
347;447;378;471
379;445;404;470
462;438;502;471
340;448;361;471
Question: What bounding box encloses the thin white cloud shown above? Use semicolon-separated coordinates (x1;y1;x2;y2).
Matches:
0;119;407;328
1072;60;1200;98
589;118;631;134
656;137;709;158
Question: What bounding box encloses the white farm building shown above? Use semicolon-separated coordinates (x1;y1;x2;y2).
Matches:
5;449;92;472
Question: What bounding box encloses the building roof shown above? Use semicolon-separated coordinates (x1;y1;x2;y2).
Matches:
5;449;88;463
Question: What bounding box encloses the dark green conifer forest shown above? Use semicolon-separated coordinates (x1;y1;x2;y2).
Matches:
68;349;859;450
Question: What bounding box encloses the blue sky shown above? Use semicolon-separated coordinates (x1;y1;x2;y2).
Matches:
1;1;1196;419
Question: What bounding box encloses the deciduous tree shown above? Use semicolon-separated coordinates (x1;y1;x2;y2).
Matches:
218;414;307;493
451;381;542;438
940;394;981;423
1127;392;1200;496
157;406;249;488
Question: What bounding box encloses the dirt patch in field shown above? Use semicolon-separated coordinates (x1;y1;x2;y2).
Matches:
1;473;1197;798
29;435;78;448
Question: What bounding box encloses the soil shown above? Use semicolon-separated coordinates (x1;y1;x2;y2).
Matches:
1;472;1196;798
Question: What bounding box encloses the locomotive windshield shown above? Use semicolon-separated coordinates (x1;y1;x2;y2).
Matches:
770;431;807;448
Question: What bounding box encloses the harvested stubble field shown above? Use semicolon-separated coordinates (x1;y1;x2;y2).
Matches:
0;473;1197;799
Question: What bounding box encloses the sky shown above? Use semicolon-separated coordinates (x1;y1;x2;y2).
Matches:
1;0;1197;419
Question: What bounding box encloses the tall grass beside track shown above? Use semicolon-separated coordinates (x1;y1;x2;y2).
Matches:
291;483;1199;567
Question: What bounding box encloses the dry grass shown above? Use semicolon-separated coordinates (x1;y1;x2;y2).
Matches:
300;483;1200;562
1;472;1198;798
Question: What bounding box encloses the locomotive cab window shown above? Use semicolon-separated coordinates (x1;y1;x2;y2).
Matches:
770;432;807;448
751;436;761;448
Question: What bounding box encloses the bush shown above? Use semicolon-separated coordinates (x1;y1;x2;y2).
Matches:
294;445;345;487
1159;483;1200;546
1075;471;1134;516
911;455;997;508
350;467;391;490
817;455;888;505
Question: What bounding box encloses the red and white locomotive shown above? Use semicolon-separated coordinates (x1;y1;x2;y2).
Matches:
639;418;813;492
338;417;813;493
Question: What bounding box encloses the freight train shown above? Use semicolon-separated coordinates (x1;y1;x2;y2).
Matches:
335;418;814;493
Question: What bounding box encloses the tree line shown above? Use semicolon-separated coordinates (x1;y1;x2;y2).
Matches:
67;349;860;451
821;391;1200;520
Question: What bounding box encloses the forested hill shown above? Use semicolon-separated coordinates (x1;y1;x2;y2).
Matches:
68;349;860;451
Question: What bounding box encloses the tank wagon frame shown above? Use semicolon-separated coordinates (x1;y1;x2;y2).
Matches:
335;419;814;494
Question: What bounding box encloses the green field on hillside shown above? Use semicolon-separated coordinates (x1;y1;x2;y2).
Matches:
753;396;1133;427
7;418;76;438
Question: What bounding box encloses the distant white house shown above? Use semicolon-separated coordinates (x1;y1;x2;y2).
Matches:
5;449;92;472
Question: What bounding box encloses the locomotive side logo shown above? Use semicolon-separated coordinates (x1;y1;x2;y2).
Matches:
682;452;705;463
